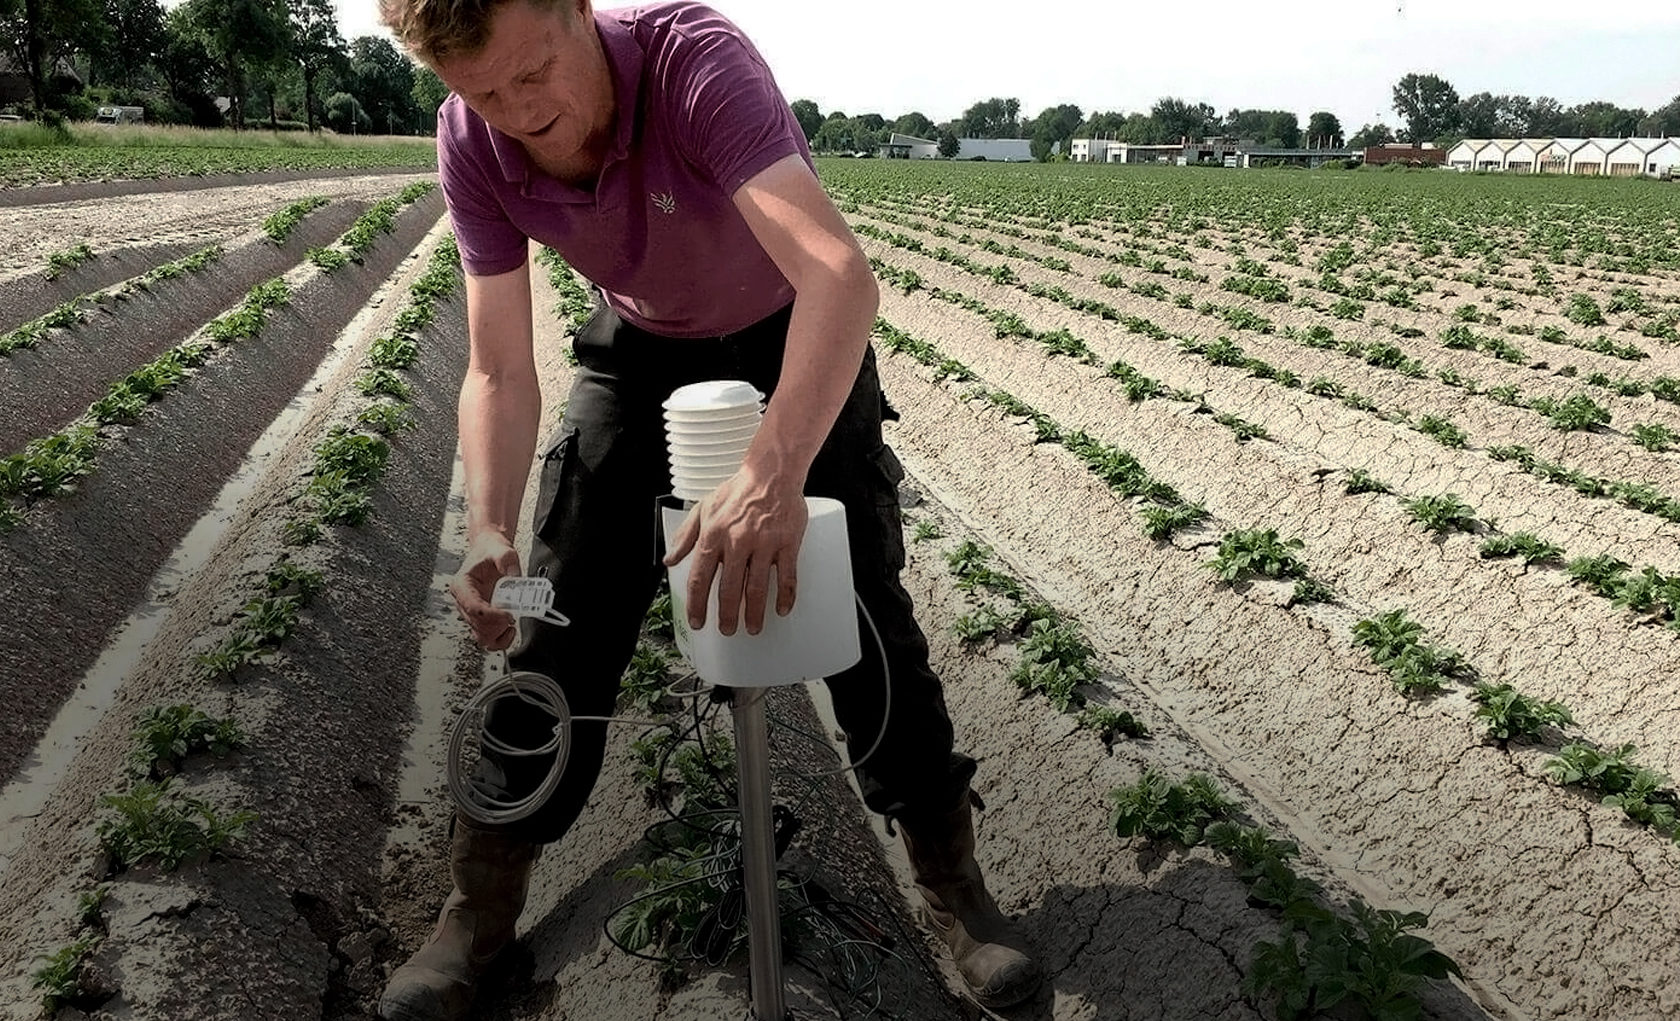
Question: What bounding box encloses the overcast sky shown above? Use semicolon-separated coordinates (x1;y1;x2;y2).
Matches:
339;0;1680;128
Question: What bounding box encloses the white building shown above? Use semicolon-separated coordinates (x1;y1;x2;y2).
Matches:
1069;138;1118;162
878;132;939;159
1648;139;1680;177
1503;138;1546;173
1569;137;1619;175
1537;138;1585;173
955;138;1033;162
1606;137;1667;177
1447;139;1490;170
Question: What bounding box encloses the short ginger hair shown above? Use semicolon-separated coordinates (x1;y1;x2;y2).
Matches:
379;0;576;64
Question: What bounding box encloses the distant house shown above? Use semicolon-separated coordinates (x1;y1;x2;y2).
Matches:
1069;139;1181;164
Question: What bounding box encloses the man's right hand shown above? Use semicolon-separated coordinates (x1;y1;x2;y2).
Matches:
450;530;525;650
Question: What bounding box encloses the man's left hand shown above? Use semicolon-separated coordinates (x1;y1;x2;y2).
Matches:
663;470;807;636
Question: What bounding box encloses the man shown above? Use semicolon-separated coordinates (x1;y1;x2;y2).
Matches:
375;1;1042;1017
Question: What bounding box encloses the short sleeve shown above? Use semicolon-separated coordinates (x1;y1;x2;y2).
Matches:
436;113;530;277
668;27;807;195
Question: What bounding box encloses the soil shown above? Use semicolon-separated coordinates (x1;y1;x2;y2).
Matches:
5;166;1680;1021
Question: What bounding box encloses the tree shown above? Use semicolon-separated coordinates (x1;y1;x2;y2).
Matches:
1117;111;1164;144
411;64;447;132
1;0;104;115
288;0;344;132
347;34;417;134
1306;111;1341;147
177;0;289;129
789;98;821;142
811;111;852;153
1565;100;1644;138
1392;72;1460;143
324;89;368;133
1641;95;1680;137
1522;96;1567;136
91;0;166;93
891;111;934;139
937;130;959;158
1224;108;1300;147
1347;123;1395;149
1456;91;1499;138
156;7;213;103
1027;102;1081;161
1151;97;1215;142
1076;110;1128;138
956;97;1020;139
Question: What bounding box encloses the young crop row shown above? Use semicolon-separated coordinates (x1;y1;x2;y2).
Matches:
0;144;436;189
306;181;435;272
879;335;1464;1018
27;237;464;1015
862;232;1680;504
849;183;1680;381
860;205;1680;428
875;309;1680;991
880;300;1680;832
818;161;1680;281
874;260;1680;642
1;244;224;356
1350;608;1680;840
1;183;441;532
0;277;290;533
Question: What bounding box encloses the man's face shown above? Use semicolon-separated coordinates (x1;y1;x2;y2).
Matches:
434;0;612;159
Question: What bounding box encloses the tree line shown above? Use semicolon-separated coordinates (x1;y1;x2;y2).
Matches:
796;76;1680;162
1;0;447;134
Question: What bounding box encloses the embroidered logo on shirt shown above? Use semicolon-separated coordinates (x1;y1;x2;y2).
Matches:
651;191;676;214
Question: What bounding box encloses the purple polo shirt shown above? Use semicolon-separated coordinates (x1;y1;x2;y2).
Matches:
436;1;813;338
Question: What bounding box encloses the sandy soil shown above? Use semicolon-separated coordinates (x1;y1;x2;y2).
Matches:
0;172;435;281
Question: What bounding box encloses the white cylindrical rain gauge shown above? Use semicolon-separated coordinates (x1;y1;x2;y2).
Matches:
660;380;861;688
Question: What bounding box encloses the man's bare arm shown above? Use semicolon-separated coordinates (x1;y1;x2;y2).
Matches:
663;152;880;636
460;262;542;543
449;260;543;649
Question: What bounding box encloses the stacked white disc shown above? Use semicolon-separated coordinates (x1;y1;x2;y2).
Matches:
663;380;766;502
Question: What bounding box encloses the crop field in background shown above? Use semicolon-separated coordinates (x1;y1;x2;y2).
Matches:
0;157;1677;1021
0;124;436;188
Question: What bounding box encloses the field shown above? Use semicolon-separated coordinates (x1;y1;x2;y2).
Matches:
0;124;436;190
0;157;1678;1021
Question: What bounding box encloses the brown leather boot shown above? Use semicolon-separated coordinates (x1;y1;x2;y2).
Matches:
378;817;540;1021
898;791;1043;1010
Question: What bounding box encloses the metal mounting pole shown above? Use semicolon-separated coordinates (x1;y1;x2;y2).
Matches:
732;686;786;1021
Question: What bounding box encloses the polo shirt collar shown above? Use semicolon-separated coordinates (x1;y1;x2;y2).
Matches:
487;8;645;189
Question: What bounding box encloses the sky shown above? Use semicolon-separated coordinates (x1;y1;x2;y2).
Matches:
336;0;1680;129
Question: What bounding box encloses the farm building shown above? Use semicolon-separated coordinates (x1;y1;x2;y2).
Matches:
1502;138;1546;173
1650;139;1680;176
876;133;1033;161
1606;137;1668;176
955;137;1033;161
1447;137;1680;175
1569;137;1619;175
1447;139;1490;170
1362;143;1446;166
1537;138;1584;173
1240;147;1361;168
879;132;937;159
